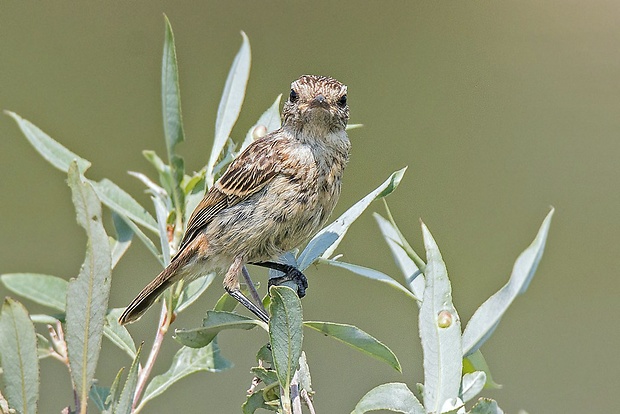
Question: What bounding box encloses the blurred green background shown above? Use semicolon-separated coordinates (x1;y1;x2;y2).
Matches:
1;1;618;413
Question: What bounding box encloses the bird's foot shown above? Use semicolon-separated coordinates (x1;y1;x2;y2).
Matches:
268;267;308;298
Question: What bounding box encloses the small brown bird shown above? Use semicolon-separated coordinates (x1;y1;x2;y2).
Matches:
119;75;350;325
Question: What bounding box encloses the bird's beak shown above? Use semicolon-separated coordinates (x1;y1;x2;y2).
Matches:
309;94;329;109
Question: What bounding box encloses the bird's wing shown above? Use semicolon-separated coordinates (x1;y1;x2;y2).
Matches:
176;136;284;253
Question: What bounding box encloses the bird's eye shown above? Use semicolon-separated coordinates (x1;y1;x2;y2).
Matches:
337;94;347;107
289;89;298;103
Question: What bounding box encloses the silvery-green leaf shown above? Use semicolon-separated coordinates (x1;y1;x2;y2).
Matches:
113;344;142;414
460;371;486;403
206;31;251;187
91;178;158;233
319;258;415;300
174;310;262;348
161;14;185;160
419;222;462;413
65;162;112;408
241;94;282;151
352;383;424;414
110;213;133;269
374;213;424;301
298;167;406;270
104;309;137;359
0;298;40;414
269;286;303;402
462;209;554;356
153;195;171;264
463;350;502;389
116;214;163;265
345;123;363;130
304;321;401;372
1;273;68;311
139;341;232;409
5;110;91;173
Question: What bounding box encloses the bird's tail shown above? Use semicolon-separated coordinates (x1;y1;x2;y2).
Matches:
118;268;176;325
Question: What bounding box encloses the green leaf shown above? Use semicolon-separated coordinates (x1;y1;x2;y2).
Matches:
462;208;554;356
352;383;424;414
206;31;251;187
460;371;486;403
5;110;91;173
161;14;185;161
419;222;462;413
1;273;68;311
469;398;504;414
114;344;143;414
174;310;263;348
241;94;282;151
110;213;133;269
304;321;401;372
139;341;233;409
373;213;424;300
463;350;502;389
0;298;40;414
105;367;126;413
242;392;278;414
319;259;415;301
91;178;158;233
298;167;407;270
250;367;279;386
175;273;216;314
89;383;110;412
65;162;113;409
269;286;303;405
116;213;163;265
104;309;137;359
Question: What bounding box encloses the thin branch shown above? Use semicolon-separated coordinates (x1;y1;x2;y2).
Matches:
132;302;170;410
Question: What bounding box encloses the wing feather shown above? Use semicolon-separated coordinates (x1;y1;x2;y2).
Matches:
176;136;284;254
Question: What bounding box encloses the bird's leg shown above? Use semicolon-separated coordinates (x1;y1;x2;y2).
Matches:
224;257;269;323
225;288;269;323
251;261;308;298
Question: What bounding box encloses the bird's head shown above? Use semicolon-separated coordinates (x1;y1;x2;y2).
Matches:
282;75;349;133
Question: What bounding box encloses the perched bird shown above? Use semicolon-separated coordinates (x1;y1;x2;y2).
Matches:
119;75;350;325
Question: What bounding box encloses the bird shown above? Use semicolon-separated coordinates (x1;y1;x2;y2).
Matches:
118;74;350;325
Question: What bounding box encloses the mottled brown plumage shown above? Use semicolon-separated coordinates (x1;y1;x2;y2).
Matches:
119;75;350;325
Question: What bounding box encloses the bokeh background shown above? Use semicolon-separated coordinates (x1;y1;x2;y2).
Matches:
1;2;618;413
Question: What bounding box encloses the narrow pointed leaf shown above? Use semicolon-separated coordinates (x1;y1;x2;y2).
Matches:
462;209;554;356
174;310;262;348
352;383;424;414
91;178;158;233
206;31;251;187
241;94;282;151
319;258;415;300
1;274;68;311
269;286;303;396
304;321;401;372
5;110;91;173
65;163;113;409
419;222;462;413
104;309;137;359
110;213;133;269
374;213;425;300
298;167;406;270
140;341;232;407
116;213;162;264
0;298;40;414
89;384;109;412
113;344;143;414
161;14;185;159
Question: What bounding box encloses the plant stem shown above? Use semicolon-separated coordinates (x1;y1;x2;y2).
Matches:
132;301;170;410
